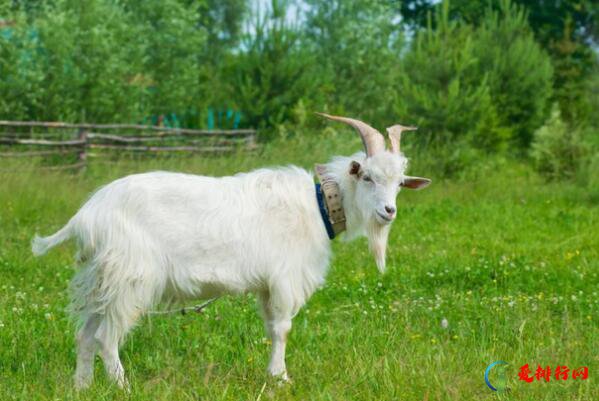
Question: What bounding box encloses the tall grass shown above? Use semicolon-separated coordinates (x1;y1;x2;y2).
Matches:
0;136;597;400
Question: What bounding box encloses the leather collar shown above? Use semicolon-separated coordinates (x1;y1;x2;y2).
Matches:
314;164;346;239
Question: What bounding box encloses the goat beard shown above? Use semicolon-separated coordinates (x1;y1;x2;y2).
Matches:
367;222;391;273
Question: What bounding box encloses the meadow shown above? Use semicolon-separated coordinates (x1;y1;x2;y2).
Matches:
0;135;597;400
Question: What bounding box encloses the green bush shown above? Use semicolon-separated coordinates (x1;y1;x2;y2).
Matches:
411;139;484;179
574;124;599;199
580;151;599;202
530;105;587;180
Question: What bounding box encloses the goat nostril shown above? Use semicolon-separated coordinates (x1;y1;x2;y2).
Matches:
385;206;396;215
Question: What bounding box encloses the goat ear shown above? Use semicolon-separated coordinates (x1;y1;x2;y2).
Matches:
400;176;431;190
349;161;361;177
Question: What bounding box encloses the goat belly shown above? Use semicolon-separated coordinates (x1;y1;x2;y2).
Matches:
72;169;330;299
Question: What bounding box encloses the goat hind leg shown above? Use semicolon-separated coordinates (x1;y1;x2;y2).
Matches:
95;318;130;390
74;314;101;389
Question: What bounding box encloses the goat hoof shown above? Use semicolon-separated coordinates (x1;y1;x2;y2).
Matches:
74;378;92;391
272;371;291;385
118;379;131;393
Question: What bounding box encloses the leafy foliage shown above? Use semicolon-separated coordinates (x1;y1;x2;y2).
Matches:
395;2;503;151
228;0;321;134
303;0;402;124
395;1;553;153
400;0;599;126
1;0;145;122
124;0;207;122
0;0;594;172
473;1;553;147
530;105;587;180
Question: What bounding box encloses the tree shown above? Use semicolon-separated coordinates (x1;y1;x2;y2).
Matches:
395;2;502;151
473;1;553;147
123;0;207;124
400;0;599;125
196;0;248;55
395;1;553;151
0;0;146;122
400;0;598;47
229;0;321;132
304;0;403;126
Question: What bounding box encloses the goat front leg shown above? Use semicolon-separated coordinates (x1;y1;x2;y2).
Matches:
257;291;294;382
267;318;292;380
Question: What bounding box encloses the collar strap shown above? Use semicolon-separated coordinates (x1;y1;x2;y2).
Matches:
315;164;346;239
315;183;335;239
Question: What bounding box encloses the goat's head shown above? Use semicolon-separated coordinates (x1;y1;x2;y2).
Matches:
317;112;431;272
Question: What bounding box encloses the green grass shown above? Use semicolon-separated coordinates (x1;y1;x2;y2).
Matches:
0;137;597;400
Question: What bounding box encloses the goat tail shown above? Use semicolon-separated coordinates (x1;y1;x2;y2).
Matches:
32;220;74;256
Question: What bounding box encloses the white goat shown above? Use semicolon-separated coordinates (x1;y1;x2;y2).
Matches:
32;113;431;389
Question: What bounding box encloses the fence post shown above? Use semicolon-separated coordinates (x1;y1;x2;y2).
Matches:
77;127;88;171
246;130;257;151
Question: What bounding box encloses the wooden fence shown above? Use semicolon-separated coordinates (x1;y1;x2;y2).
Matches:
0;121;257;170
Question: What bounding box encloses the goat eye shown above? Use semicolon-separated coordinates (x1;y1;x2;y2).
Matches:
363;175;373;183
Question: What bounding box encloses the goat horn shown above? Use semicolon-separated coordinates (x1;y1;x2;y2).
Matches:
386;124;417;154
316;112;386;157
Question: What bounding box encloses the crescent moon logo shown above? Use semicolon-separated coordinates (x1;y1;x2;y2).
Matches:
485;361;509;391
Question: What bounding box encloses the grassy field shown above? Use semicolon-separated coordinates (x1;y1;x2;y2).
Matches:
0;137;597;400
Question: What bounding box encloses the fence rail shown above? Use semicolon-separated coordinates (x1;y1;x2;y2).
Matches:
0;121;255;135
0;120;257;171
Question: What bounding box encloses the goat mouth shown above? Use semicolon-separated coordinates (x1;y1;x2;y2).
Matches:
376;211;393;223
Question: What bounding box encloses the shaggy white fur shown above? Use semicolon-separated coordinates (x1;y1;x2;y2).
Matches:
32;149;429;389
